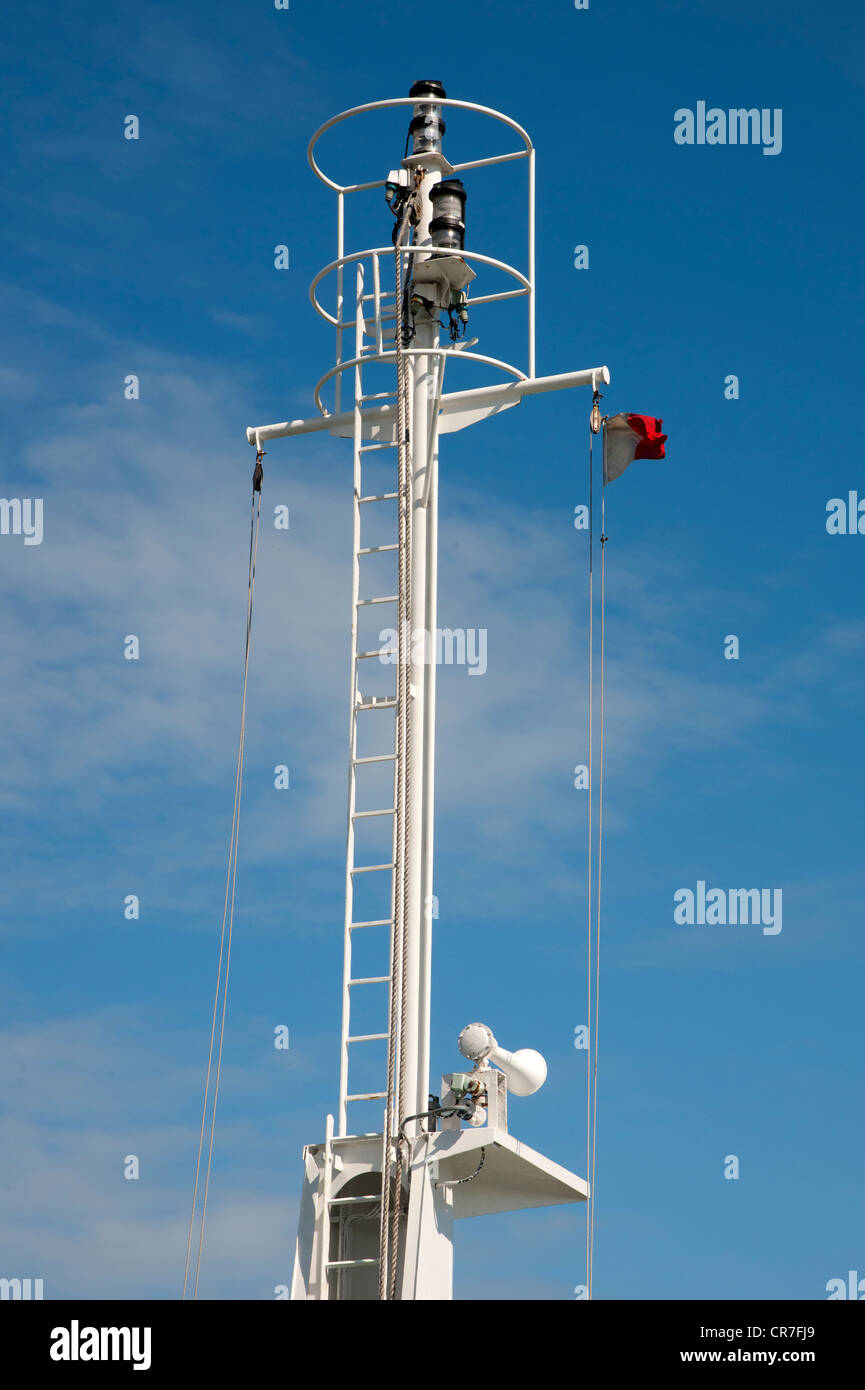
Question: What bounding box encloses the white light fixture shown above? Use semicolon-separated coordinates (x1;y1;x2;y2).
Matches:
457;1022;548;1097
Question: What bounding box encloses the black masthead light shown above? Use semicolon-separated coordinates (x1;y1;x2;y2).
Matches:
408;78;446;155
429;178;467;250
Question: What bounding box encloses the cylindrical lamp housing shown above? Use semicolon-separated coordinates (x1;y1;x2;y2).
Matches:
429;179;467;250
409;78;446;155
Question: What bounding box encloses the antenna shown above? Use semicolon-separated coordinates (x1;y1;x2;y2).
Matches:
247;82;606;1301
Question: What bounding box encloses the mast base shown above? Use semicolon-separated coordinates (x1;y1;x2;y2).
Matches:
289;1126;587;1301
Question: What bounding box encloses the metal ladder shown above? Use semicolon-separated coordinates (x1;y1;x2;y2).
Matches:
337;261;403;1138
316;1115;387;1299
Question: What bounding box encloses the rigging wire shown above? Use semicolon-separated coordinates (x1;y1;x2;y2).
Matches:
391;182;418;1302
585;417;594;1296
379;191;416;1301
586;427;607;1301
182;459;263;1300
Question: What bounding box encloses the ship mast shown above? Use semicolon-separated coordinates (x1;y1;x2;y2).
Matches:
246;81;608;1301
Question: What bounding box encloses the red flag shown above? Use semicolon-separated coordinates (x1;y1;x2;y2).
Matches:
603;413;667;483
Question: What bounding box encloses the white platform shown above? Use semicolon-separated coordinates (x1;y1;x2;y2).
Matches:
424;1127;588;1218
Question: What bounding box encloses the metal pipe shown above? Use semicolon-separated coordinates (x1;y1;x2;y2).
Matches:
449;149;527;174
312;346;525;416
335;193;345;413
528;148;535;378
419;381;439;1141
308;96;533;193
337;264;367;1138
245;366;611;446
401;163;438;1135
310;244;531;329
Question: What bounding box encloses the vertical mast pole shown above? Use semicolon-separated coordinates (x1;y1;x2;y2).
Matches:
401;162;438;1135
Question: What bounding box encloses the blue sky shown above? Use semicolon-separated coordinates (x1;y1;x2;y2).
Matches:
1;0;863;1300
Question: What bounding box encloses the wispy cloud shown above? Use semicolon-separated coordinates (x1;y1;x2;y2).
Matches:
2;292;862;942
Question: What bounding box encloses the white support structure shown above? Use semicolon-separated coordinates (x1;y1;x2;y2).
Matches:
249;85;605;1300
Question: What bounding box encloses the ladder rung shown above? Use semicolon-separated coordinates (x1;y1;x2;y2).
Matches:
358;447;397;457
353;754;397;765
350;918;393;929
346;1092;387;1102
347;1032;389;1043
351;863;394;875
348;975;390;985
358;391;397;402
358;490;399;500
329;1194;382;1206
356;595;398;606
358;544;398;555
326;1258;379;1270
352;807;395;819
357;698;397;710
356;648;394;660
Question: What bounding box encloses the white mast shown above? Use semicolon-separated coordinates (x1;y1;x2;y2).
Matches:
247;82;609;1301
